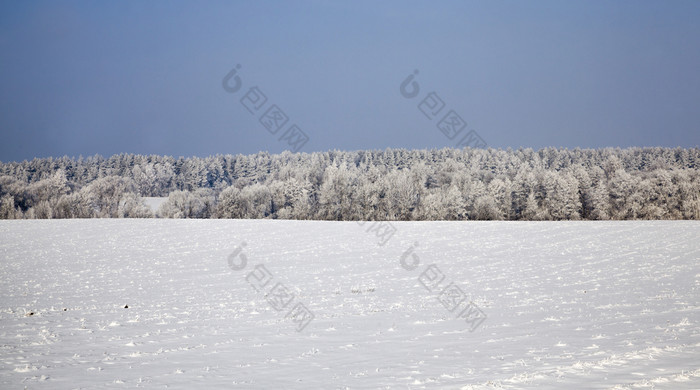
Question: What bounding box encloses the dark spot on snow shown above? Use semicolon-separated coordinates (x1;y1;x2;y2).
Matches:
124;305;129;309
26;312;34;316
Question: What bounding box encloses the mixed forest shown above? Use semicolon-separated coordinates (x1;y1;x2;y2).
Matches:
1;147;699;220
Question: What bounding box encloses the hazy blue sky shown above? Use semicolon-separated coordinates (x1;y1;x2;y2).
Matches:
1;0;699;161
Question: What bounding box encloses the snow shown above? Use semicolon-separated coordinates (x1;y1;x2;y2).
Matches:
141;197;168;214
0;220;698;389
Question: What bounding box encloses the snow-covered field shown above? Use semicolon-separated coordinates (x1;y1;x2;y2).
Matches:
141;197;168;214
1;220;698;389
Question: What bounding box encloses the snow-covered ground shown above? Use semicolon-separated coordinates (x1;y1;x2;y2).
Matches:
141;197;168;215
0;220;698;389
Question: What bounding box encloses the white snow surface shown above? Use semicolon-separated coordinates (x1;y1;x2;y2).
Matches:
0;220;698;389
141;197;168;214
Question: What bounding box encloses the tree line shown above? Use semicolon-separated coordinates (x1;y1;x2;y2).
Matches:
1;147;699;220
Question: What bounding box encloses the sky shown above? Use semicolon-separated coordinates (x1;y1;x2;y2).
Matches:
1;0;699;162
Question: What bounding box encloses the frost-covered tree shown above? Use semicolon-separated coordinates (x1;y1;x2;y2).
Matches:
53;192;93;219
385;169;419;220
118;193;153;218
1;147;699;220
441;185;468;220
158;189;213;219
0;194;22;219
486;177;511;220
30;200;53;219
317;165;354;220
269;178;312;220
522;192;548;220
81;176;133;218
353;169;384;221
474;195;502;220
678;173;700;219
589;182;612;220
608;170;641;219
215;186;243;219
545;172;581;220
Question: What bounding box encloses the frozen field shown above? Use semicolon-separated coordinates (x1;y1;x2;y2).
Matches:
0;220;699;389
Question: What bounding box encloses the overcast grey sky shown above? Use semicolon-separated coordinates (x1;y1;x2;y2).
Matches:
1;0;699;162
